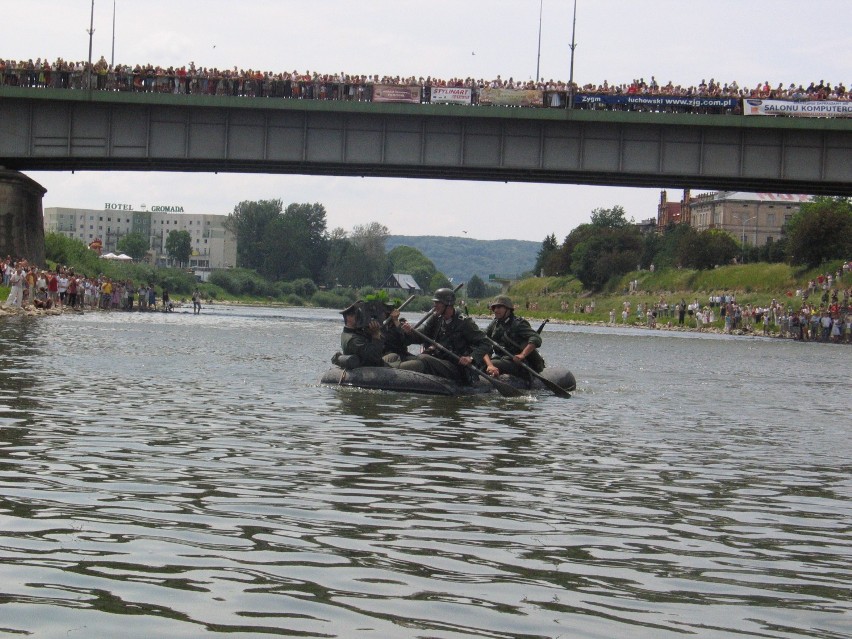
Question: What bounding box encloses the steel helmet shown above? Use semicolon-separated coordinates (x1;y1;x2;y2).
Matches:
432;288;456;305
489;295;514;310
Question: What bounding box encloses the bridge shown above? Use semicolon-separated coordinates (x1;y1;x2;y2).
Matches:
1;87;850;261
1;86;850;193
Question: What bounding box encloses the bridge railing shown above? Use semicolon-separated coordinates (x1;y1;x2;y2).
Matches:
0;67;767;116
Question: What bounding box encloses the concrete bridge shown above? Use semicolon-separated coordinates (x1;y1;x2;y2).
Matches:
1;86;850;261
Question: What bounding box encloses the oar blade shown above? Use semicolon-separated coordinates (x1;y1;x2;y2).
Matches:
488;376;525;398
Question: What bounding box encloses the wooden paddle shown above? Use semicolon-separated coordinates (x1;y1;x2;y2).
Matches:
484;335;571;398
408;326;523;398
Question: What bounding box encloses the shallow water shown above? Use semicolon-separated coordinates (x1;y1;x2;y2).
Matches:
0;306;849;638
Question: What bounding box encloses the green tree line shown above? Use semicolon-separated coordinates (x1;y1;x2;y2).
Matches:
224;199;452;292
535;197;852;291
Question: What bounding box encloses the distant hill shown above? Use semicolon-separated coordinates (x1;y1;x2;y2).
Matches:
386;235;540;283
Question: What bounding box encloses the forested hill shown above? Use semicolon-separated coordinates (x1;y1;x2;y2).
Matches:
385;235;539;283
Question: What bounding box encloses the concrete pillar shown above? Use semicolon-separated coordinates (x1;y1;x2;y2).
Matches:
0;169;46;266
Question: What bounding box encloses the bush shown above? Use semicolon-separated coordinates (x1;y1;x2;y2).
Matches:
311;290;353;309
275;281;295;296
291;278;317;297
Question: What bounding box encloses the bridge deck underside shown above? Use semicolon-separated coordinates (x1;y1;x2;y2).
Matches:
1;99;850;196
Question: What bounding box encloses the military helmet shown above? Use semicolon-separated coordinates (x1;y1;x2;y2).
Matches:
432;287;456;305
489;295;514;310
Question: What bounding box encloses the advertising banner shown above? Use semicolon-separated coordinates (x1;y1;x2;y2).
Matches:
743;99;852;118
430;86;472;105
574;94;738;109
372;84;421;104
479;87;543;107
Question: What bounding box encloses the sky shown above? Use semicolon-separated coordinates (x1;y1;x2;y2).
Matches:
3;0;849;242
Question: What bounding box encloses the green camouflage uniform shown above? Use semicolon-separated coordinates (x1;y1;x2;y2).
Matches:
486;314;545;376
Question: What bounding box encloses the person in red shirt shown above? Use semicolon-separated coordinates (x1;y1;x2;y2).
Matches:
47;270;60;307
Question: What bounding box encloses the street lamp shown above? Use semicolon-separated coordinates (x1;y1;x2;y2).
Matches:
735;213;757;263
86;0;95;90
535;0;543;83
568;0;578;109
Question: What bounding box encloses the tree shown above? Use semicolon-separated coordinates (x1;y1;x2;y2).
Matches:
785;197;852;267
534;233;559;276
349;221;390;285
466;274;487;299
116;232;149;261
226;200;283;270
387;245;439;292
429;272;452;291
570;227;643;290
677;229;739;270
590;205;632;228
165;230;192;266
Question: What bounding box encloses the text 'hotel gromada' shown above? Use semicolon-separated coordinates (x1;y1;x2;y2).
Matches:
43;203;237;271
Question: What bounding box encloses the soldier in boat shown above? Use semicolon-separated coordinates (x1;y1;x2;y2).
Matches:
337;300;403;368
399;287;491;383
482;295;545;380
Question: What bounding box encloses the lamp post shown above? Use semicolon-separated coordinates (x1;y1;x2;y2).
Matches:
535;0;543;83
86;0;95;91
736;213;757;263
567;0;577;109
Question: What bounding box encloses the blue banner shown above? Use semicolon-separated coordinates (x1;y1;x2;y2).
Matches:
575;94;738;109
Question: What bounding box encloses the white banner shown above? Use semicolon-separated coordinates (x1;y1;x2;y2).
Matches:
743;99;852;118
429;87;472;105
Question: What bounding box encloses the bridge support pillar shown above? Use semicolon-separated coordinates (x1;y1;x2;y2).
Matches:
0;169;46;266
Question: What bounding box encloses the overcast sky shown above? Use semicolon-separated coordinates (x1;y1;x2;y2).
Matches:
4;1;849;242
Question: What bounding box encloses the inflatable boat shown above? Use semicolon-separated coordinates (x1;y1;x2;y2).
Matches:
320;357;576;397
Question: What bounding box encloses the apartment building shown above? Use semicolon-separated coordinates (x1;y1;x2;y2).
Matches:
44;203;237;270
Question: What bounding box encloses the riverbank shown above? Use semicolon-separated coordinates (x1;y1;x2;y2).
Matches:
6;299;848;345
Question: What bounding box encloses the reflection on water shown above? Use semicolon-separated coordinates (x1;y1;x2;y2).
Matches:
0;308;849;638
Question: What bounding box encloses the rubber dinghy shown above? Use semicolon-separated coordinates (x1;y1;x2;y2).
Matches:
320;362;576;397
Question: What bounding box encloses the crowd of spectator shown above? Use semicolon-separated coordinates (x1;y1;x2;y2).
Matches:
2;257;175;313
607;262;851;343
1;55;847;114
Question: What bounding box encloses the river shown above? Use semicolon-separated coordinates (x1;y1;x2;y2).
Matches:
0;306;849;638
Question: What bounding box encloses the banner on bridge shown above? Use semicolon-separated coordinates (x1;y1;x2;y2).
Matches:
430;87;472;105
372;85;421;104
743;99;852;118
574;94;738;109
479;87;543;107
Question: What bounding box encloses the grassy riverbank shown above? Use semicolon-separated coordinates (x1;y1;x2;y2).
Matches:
464;260;850;333
4;260;848;334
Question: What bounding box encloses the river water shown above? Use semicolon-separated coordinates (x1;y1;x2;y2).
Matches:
0;306;849;639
